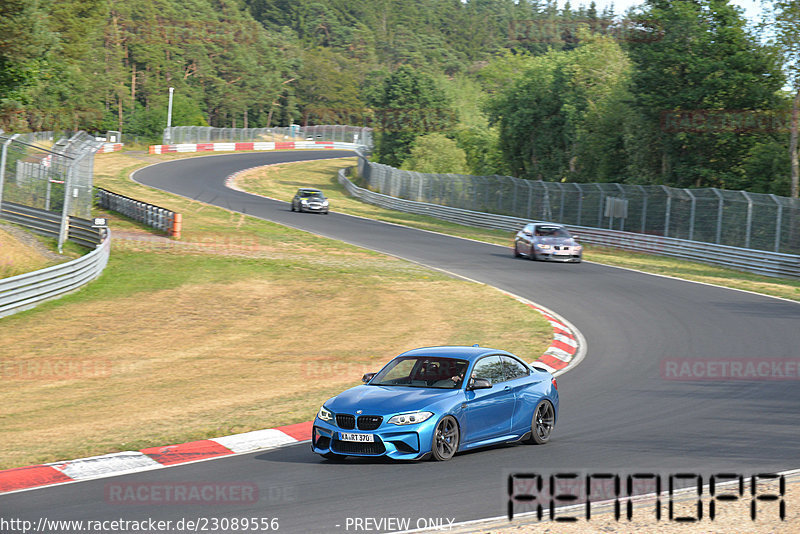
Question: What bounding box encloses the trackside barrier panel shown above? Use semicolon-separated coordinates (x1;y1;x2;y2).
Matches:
0;227;110;318
95;188;180;237
0;201;102;248
338;169;800;279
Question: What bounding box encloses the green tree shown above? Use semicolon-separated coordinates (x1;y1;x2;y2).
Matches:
488;35;632;182
0;0;56;130
294;47;364;125
400;133;468;174
624;0;785;189
368;65;455;167
769;0;800;197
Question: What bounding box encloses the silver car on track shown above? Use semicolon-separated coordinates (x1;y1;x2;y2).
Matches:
514;223;582;263
291;188;329;214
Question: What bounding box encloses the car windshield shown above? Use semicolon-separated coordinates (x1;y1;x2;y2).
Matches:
370;357;469;389
299;190;322;197
536;226;570;238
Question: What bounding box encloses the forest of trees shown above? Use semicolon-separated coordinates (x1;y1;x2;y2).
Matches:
0;0;798;196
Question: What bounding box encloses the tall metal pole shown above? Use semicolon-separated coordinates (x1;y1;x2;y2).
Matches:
165;87;175;144
0;134;20;211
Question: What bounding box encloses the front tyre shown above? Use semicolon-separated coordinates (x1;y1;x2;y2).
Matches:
513;242;522;258
431;416;459;461
526;400;555;444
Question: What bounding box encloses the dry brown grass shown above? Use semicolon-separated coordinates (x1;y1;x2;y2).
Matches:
0;274;550;469
0;149;553;469
0;224;62;278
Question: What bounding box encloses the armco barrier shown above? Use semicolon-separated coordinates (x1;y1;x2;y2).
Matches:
149;141;363;154
1;201;103;248
95;188;180;237
0;226;110;318
338;170;800;279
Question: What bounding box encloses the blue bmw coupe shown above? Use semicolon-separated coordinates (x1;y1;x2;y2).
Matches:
312;346;559;461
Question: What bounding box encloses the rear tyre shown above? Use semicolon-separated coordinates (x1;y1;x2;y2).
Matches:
526;400;555;444
431;416;459;461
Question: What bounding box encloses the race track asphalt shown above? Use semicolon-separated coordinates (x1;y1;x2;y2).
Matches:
3;150;798;533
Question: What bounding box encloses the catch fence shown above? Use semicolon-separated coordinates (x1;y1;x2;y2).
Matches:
356;157;800;255
0;131;104;251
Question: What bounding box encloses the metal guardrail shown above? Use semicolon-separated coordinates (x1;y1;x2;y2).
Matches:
0;225;110;318
355;156;800;256
338;169;800;279
95;188;180;237
1;201;102;248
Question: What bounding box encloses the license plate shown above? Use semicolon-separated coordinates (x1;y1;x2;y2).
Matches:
340;432;374;442
555;249;571;255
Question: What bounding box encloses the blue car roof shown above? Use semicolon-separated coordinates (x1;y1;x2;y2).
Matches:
396;346;513;363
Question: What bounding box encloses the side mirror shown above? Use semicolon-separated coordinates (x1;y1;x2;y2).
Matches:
362;372;376;383
468;377;492;390
523;230;532;237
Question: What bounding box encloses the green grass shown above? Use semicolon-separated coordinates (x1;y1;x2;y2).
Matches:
0;150;554;469
234;157;800;302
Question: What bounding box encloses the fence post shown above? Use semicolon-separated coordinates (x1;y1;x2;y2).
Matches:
595;184;604;228
58;158;76;253
614;184;626;231
662;185;672;238
712;188;724;244
0;134;20;210
685;188;696;241
743;191;753;249
770;194;782;252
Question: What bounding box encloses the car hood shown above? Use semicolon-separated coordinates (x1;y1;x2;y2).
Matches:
325;385;459;416
537;236;577;245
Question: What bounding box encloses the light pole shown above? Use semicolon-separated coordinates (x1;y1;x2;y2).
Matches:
165;87;175;144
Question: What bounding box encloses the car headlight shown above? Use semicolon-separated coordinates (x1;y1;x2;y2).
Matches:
387;411;434;425
536;244;551;249
317;405;334;422
574;245;582;251
301;199;309;205
322;200;329;206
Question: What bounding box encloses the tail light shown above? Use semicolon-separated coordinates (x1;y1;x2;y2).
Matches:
552;377;558;390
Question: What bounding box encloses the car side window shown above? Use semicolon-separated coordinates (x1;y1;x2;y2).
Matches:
502;356;529;381
471;355;505;385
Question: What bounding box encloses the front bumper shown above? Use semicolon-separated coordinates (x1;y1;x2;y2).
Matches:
312;417;437;460
536;248;582;262
300;203;328;213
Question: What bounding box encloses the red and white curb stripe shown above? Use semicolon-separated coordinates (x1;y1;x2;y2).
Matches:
149;141;361;154
0;289;583;496
0;422;312;495
500;293;585;376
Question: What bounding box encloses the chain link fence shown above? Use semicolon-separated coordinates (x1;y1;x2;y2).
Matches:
164;125;373;147
356;156;800;255
0;130;103;251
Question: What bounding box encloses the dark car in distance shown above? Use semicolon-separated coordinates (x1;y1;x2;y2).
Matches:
514;223;582;262
291;188;329;214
